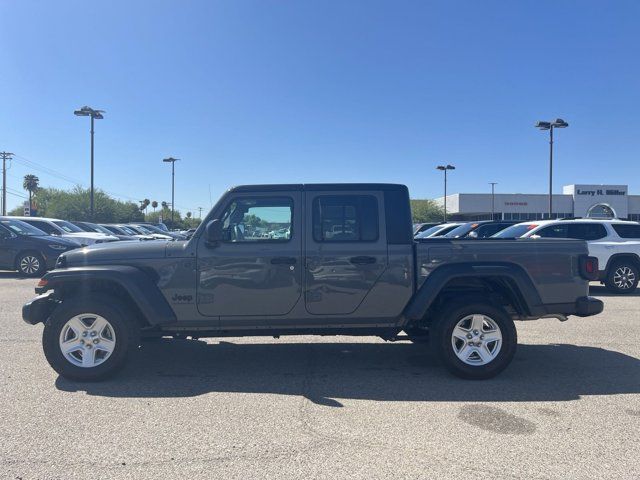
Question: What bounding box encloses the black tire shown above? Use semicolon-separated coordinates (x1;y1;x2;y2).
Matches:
430;301;517;380
42;294;139;381
604;261;639;294
16;251;46;277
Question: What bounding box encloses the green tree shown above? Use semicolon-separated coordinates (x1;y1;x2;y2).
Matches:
410;199;445;223
8;205;24;216
23;174;40;209
33;186;144;223
151;200;158;213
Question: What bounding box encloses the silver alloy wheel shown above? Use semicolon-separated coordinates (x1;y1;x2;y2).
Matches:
613;266;636;290
58;314;116;368
20;255;40;274
451;314;502;366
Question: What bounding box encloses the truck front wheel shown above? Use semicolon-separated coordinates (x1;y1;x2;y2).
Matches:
431;302;517;379
42;295;139;381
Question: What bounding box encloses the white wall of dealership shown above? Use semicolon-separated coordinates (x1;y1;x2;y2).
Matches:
434;184;640;221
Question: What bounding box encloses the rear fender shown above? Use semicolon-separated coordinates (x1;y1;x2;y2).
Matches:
403;262;545;322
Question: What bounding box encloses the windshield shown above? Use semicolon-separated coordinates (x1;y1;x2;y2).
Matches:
86;223;115;235
123;225;144;234
430;225;461;237
140;224;164;234
492;224;537;238
444;223;481;238
53;220;84;233
132;225;154;234
1;219;47;236
415;225;447;238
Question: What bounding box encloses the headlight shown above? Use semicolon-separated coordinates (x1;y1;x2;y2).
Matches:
48;244;68;250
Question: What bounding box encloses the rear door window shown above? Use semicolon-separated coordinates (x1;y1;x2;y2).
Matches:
312;195;378;242
567;223;607;240
475;223;511;238
536;224;568;238
612;224;640;238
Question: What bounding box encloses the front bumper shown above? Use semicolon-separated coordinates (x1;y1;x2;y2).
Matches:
22;291;57;325
575;296;604;317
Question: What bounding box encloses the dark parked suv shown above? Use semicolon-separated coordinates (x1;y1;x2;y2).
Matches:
0;217;80;276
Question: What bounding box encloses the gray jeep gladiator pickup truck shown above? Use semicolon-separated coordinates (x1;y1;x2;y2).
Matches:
23;184;603;380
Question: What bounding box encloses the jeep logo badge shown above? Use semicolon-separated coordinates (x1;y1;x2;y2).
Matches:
172;293;193;303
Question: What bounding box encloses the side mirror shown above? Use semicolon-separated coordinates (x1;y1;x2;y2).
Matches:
205;219;224;245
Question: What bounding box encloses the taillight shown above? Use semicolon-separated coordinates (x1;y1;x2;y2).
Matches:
579;256;599;281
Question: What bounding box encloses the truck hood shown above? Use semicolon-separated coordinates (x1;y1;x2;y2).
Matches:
62;239;171;266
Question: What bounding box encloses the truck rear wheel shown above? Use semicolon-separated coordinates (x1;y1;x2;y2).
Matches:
42;294;139;381
604;261;639;294
431;302;517;379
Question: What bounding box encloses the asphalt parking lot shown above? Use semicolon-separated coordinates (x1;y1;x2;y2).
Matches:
0;273;638;480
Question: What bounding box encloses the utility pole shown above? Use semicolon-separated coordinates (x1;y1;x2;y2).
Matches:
0;152;14;216
198;207;203;219
489;182;497;220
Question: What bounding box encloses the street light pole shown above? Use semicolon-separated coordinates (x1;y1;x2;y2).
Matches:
74;106;104;219
90;115;95;217
163;157;179;224
489;182;497;220
436;164;456;222
535;118;568;218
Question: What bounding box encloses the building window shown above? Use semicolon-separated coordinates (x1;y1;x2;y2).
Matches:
587;203;617;219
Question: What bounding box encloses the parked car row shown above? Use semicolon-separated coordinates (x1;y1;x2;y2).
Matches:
415;218;640;294
413;220;519;239
0;215;188;277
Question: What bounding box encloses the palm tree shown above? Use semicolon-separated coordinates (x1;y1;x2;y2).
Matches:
161;201;168;209
23;174;40;211
151;200;158;213
186;211;192;219
139;199;151;216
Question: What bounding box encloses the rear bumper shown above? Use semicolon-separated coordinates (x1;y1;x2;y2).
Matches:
22;291;57;325
575;296;604;317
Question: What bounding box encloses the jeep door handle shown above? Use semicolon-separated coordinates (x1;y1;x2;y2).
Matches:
271;257;297;265
349;256;377;265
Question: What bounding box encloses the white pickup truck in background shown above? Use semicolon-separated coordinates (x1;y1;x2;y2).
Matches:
493;218;640;294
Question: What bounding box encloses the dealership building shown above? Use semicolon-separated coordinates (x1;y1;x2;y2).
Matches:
435;184;640;222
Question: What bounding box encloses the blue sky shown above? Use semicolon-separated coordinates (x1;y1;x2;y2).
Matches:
1;0;639;214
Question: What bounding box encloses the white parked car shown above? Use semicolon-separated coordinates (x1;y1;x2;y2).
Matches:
13;217;119;246
494;218;640;294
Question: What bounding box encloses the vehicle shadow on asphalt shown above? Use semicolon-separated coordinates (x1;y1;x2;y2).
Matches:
55;340;640;405
0;271;32;280
589;285;640;297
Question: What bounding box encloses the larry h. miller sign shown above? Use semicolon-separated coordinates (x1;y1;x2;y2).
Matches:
563;184;628;218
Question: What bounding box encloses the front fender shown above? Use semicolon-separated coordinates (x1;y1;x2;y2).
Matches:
31;265;176;325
